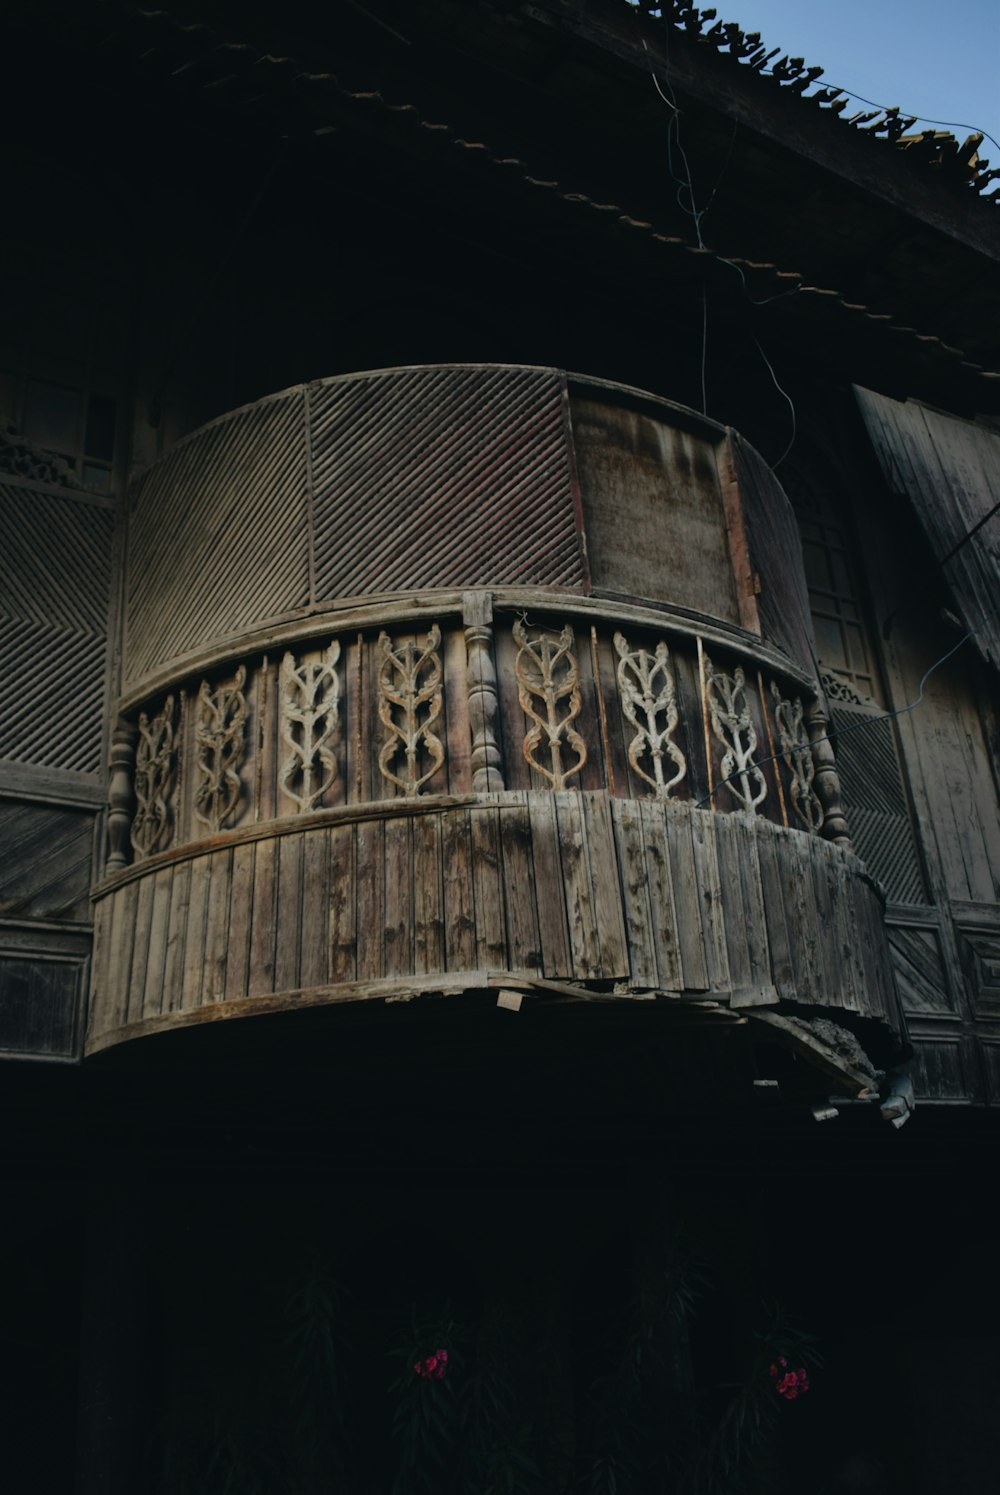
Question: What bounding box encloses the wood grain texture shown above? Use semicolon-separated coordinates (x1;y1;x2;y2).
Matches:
86;792;897;1053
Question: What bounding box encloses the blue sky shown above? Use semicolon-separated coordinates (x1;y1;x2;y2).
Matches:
727;0;1000;153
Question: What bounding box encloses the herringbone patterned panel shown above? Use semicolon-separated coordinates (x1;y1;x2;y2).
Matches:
0;485;112;772
311;367;583;599
125;392;310;685
832;706;925;903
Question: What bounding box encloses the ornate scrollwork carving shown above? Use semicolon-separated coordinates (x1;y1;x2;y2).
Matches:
769;684;823;833
279;642;341;812
377;625;445;796
130;695;176;857
513;618;587;790
704;656;767;813
194;665;247;831
0;423;75;487
614;632;686;800
819;670;873;708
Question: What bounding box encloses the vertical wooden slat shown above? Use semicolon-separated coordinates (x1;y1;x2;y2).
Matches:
441;808;475;972
612;800;656;987
300;827;331;988
691;811;731;992
143;866;174;1017
527;793;571;977
662;804;708;991
107;879;138;1031
555;791;601;979
355;818;385;980
163;860;191;1012
499;797;541;974
413;813;445;974
89;896;112;1039
638;800;684;992
443;626;472;795
181;855;211;1010
275;834;304;992
756;825;795;1002
583;791;628;978
384;816;414;978
202;848;232;1004
471;802;506;970
248;838;278;996
126;874;155;1026
735;815;771;994
225;841;255;1000
328;824;358;982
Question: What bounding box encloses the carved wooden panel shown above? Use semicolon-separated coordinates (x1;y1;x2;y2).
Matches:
311;367;583;603
124;392;310;685
513;619;588;790
769;684;822;832
703;656;767;813
194;668;248;832
614;631;686;800
0;484;111;772
131;695;176;858
887;920;957;1015
377;626;445;796
279;643;341;812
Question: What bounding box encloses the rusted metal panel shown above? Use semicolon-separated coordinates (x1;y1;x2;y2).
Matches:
310;366;584;601
855;387;1000;671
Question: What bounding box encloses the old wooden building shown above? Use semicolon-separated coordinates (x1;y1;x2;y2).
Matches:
2;0;1000;1490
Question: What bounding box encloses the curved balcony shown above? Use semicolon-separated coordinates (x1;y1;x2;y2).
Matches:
89;368;899;1079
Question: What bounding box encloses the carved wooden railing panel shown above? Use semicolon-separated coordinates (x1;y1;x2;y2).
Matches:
107;602;849;871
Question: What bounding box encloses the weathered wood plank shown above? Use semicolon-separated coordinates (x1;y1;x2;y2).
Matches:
662;804;708;991
126;873;155;1027
355;817;385;981
328;824;357;983
180;854;211;1010
383;815;413;978
691;811;731;992
755;824;795;1001
583;790;628;978
498;799;542;974
441;807;475;972
275;834;304;992
471;803;507;969
225;841;255;1000
734;814;771;994
528;792;572;978
442;626;471;795
106;876;137;1032
613;799;658;987
88;896;112;1038
162;860;191;1013
413;813;444;974
247;838;278;997
143;865;174;1018
300;826;331;989
555;792;601;979
202;848;232;1004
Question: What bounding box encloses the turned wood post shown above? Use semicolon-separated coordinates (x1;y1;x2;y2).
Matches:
463;590;505;792
105;719;137;874
807;696;852;849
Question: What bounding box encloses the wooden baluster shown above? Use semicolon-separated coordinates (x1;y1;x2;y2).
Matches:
463;590;504;792
105;719;137;874
807;696;852;849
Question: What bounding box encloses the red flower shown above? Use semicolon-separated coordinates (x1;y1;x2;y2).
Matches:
413;1347;450;1380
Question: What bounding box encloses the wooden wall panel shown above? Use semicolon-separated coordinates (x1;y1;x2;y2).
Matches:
311;367;584;603
0;800;95;922
124;391;310;686
0;484;112;773
88;794;896;1053
0;954;83;1059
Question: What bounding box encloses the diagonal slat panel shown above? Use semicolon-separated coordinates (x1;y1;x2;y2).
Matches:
0;801;95;921
311;367;583;599
124;392;310;685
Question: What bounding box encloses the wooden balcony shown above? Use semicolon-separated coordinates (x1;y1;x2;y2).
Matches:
89;368;899;1079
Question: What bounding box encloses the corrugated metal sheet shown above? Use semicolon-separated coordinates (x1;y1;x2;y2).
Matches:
0;485;112;772
311;366;583;600
125;392;310;686
855;387;1000;671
